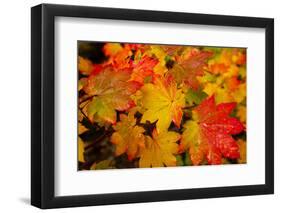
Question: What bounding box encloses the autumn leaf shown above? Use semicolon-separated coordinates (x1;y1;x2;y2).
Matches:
124;43;146;52
83;67;141;124
139;129;181;167
207;48;233;75
78;56;105;77
141;76;185;133
129;55;158;84
111;111;145;160
180;120;207;165
203;82;232;104
181;95;245;165
161;45;183;56
237;105;246;123
146;45;169;76
78;137;85;163
103;43;132;70
237;139;247;163
169;50;213;89
203;80;246;104
232;50;246;66
103;43;123;57
204;48;246;104
79;56;93;75
78;42;247;170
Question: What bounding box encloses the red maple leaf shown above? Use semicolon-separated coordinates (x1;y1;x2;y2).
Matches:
129;55;158;84
169;50;213;90
181;95;245;165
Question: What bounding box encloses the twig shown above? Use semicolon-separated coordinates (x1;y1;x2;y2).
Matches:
79;95;94;105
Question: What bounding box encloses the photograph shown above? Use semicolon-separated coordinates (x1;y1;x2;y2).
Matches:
78;41;247;170
29;3;274;209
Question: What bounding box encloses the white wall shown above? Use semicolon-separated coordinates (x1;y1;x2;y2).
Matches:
0;0;279;212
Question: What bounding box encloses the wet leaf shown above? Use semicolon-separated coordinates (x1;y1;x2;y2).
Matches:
181;96;245;165
83;67;141;124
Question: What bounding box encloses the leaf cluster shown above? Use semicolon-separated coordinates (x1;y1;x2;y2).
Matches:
78;42;247;170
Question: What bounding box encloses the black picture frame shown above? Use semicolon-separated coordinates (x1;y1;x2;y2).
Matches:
31;3;274;209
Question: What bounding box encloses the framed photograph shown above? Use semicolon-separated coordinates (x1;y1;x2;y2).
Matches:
31;3;274;209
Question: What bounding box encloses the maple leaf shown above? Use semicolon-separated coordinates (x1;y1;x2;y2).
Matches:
181;95;245;165
124;43;146;52
78;56;105;76
103;43;123;57
129;55;158;84
203;80;246;104
160;45;182;56
140;76;185;133
78;56;93;75
83;67;141;124
139;129;181;167
203;82;233;104
111;111;145;160
103;43;133;70
207;48;246;75
237;105;246;124
169;50;213;89
146;45;171;76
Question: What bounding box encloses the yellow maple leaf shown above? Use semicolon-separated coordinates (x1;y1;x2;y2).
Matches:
180;120;207;165
203;83;233;103
111;111;145;160
139;130;180;167
140;77;185;133
103;43;123;57
232;83;246;103
147;45;168;76
203;80;246;104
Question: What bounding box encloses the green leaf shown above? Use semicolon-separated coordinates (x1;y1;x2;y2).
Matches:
185;88;208;106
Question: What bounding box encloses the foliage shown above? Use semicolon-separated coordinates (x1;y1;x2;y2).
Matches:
180;96;244;165
139;129;181;167
111;109;145;160
140;76;185;133
78;42;246;170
